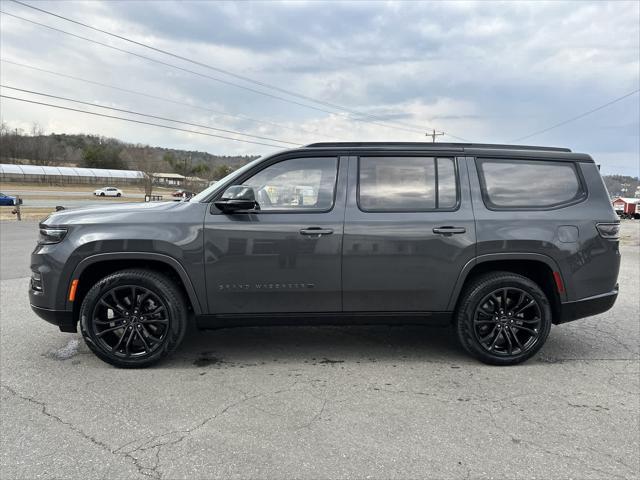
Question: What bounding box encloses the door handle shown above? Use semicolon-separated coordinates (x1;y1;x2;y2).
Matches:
433;226;466;235
300;227;334;236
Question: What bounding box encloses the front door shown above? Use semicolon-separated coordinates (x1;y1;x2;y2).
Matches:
204;155;347;314
342;154;476;312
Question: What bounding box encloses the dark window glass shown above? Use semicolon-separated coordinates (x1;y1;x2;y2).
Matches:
242;157;337;211
437;158;457;208
477;159;584;208
358;157;457;211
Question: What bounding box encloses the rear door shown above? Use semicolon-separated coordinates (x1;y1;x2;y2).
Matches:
342;154;476;312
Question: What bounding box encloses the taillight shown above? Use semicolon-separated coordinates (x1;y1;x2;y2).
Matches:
596;223;620;239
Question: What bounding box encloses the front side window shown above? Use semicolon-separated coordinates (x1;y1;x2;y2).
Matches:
477;158;585;209
358;157;457;211
242;157;338;211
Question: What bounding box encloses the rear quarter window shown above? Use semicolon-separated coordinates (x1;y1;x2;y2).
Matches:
476;158;586;209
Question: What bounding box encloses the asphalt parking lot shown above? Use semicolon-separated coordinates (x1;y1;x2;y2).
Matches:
1;220;638;479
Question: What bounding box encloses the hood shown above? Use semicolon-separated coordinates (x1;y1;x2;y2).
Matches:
42;201;197;226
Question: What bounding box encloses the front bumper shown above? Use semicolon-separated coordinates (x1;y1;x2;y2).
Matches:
30;304;76;333
556;285;619;324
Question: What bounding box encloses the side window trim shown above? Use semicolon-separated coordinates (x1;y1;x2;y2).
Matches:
356;155;461;213
475;157;588;211
213;156;340;214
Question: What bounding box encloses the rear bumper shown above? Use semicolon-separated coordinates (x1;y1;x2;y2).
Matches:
30;304;76;333
556;285;618;324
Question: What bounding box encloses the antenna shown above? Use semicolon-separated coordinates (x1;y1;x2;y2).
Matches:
426;128;445;143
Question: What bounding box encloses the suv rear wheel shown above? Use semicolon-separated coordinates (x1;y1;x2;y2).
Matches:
455;272;552;365
79;269;188;368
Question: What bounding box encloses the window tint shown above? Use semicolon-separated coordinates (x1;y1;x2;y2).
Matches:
477;159;584;208
358;157;457;211
242;157;337;211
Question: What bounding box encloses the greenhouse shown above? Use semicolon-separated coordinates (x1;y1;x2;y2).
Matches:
0;164;144;185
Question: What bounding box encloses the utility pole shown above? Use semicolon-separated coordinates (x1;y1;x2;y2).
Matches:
426;129;444;143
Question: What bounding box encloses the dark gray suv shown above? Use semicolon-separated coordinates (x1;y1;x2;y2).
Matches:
29;142;621;367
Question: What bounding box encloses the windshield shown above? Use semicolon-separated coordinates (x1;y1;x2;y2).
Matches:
191;155;268;202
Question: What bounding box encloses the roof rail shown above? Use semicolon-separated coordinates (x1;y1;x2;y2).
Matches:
304;142;572;152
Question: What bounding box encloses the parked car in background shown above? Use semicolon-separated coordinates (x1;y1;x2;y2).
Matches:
94;187;123;197
0;192;22;206
172;189;194;198
30;142;620;368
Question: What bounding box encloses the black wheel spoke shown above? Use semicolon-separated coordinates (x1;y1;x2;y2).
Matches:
140;324;162;343
488;331;502;351
96;325;125;337
137;292;151;308
509;326;524;350
511;325;538;336
94;317;123;325
474;319;497;325
124;328;136;356
512;291;527;312
136;328;151;352
141;318;169;325
503;328;513;355
112;329;128;352
129;286;136;307
515;300;536;315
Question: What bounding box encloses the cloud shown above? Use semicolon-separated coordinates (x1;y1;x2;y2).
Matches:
0;0;638;174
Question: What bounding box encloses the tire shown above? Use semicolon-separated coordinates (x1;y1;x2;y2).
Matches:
116;193;121;197
100;192;105;196
455;272;552;366
79;269;188;368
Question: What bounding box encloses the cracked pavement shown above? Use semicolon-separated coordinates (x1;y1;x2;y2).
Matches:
1;220;638;479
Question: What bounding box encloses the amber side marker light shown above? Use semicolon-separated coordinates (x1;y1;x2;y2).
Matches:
552;271;565;294
68;279;79;301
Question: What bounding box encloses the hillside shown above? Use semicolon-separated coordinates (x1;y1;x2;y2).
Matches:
0;127;256;180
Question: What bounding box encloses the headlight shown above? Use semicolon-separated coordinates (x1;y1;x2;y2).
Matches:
38;227;68;245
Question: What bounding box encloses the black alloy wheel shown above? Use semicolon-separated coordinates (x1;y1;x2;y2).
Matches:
80;269;187;368
91;285;169;358
472;287;542;357
455;272;552;365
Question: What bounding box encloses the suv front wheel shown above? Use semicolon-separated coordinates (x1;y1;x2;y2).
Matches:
455;272;552;365
79;269;188;368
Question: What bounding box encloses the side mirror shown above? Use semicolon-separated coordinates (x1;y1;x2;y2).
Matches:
214;185;257;213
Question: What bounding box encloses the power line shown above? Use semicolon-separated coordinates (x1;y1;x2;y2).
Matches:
3;4;469;140
0;95;290;149
0;10;353;120
0;58;343;142
1;84;301;146
512;89;640;142
10;0;443;135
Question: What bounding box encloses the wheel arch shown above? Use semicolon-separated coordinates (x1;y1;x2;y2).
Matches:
448;253;565;321
68;252;203;319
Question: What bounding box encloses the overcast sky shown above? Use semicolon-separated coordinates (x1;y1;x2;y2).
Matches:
1;0;638;175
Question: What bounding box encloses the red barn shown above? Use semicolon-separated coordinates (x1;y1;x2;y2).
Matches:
612;197;639;219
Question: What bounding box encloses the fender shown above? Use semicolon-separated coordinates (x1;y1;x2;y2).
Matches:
67;251;203;314
446;252;566;311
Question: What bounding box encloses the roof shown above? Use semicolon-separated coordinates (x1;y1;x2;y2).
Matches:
153;172;185;179
0;163;143;179
300;142;594;162
306;142;572;152
612;197;640;203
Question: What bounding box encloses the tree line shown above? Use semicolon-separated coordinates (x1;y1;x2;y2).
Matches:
0;122;256;183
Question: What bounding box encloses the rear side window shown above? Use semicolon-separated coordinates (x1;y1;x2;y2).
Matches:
477;159;585;209
358;157;458;211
